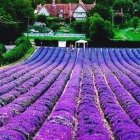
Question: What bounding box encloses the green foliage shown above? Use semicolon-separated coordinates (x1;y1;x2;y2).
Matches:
132;17;139;30
0;43;6;66
0;7;18;43
36;14;47;23
125;16;140;29
0;43;6;54
89;14;114;41
50;22;59;32
134;0;140;16
30;0;46;8
2;37;32;64
46;17;65;23
113;0;134;13
72;20;89;33
0;0;35;43
45;17;65;32
90;4;112;20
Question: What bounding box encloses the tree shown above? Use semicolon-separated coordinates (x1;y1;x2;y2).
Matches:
36;14;47;23
30;0;46;8
132;17;139;30
50;22;59;33
134;0;140;16
0;0;35;43
113;0;134;15
89;14;114;41
0;8;18;43
72;20;89;33
13;0;35;32
89;3;112;21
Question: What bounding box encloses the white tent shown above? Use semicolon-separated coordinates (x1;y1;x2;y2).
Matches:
75;40;88;49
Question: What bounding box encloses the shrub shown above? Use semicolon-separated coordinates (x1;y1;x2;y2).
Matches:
2;37;32;64
0;43;6;54
71;20;89;33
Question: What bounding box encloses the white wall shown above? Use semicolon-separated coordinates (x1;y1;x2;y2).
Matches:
73;5;87;20
38;7;49;16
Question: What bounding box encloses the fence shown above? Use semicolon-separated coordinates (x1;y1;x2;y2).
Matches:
24;33;86;38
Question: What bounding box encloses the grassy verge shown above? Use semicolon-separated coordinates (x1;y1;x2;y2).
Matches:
114;28;140;41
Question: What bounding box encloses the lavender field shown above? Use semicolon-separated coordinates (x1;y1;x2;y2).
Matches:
0;47;140;140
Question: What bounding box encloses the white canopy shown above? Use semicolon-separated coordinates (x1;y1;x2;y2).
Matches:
75;39;88;49
75;39;88;43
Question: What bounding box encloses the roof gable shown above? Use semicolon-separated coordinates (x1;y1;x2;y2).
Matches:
73;3;87;13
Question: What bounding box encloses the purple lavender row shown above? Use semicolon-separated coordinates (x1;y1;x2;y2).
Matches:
0;48;70;127
114;49;140;76
109;49;140;87
120;49;140;70
0;48;50;87
97;49;140;128
102;49;140;108
136;48;140;54
0;48;53;94
133;49;140;60
0;48;64;107
126;49;140;65
23;47;44;64
0;48;47;85
0;49;77;140
33;49;82;140
91;49;140;140
77;49;111;140
0;48;42;74
0;48;44;79
0;48;52;80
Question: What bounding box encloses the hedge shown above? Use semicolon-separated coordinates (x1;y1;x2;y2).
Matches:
2;38;32;65
0;43;6;54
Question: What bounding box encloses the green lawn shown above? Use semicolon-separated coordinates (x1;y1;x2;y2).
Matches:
28;36;87;41
114;28;140;41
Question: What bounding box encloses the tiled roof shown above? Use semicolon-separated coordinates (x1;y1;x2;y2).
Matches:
37;2;96;18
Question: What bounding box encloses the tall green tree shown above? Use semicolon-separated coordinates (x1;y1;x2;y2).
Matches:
113;0;134;14
89;3;112;21
89;14;114;41
0;0;35;43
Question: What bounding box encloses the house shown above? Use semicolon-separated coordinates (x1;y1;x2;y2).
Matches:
34;0;96;20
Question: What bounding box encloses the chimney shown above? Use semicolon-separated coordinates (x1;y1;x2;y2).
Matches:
52;0;55;5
